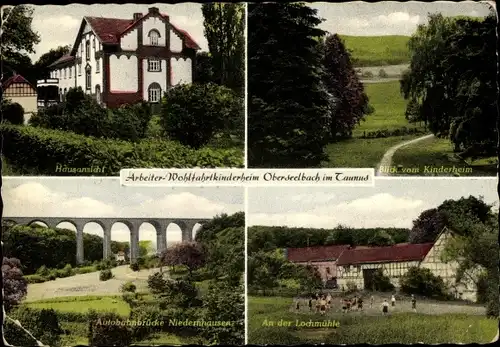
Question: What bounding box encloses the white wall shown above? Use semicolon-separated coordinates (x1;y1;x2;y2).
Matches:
170;57;192;86
169;29;183;52
142;16;166;46
7;96;37;123
109;55;138;92
142;59;167;100
121;29;138;50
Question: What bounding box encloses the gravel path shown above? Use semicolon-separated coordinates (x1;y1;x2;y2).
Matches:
376;134;434;176
25;265;165;302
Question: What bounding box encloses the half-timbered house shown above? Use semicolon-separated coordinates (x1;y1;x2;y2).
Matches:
37;7;200;109
2;74;38;123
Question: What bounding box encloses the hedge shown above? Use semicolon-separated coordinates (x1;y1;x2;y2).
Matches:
1;124;244;175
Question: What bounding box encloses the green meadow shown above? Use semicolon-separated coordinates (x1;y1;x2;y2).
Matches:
340;35;411;67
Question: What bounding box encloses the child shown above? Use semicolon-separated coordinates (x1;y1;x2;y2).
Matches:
326;293;332;308
342;299;348;313
352;296;358;311
382;299;389;315
370;295;374;308
295;298;300;311
319;297;327;315
391;294;396;307
358;297;363;311
411;294;417;312
308;297;313;311
346;298;351;312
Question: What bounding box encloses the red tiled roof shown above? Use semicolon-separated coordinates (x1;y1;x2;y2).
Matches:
84;14;200;50
2;74;34;89
48;54;75;67
336;243;434;266
287;245;349;262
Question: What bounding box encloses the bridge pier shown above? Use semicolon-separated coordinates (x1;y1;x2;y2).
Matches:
76;228;84;265
103;227;112;260
181;221;197;242
129;224;140;264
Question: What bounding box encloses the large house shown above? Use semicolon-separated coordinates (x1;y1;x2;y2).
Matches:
286;227;478;302
37;7;200;109
2;74;38;123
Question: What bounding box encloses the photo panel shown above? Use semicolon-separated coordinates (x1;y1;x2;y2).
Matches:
0;2;245;176
1;177;244;346
247;178;499;344
247;1;497;175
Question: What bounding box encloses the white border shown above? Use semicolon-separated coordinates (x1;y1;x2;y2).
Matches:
243;2;248;170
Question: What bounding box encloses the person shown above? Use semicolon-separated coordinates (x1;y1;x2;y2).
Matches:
308;297;313;311
346;298;351;312
411;294;417;312
370;295;374;308
326;293;332;308
316;298;321;313
391;294;396;307
358;297;363;311
352;296;358;311
342;298;348;313
382;299;389;315
295;298;300;311
319;297;327;315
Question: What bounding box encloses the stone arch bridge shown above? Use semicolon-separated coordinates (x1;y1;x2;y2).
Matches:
2;217;210;264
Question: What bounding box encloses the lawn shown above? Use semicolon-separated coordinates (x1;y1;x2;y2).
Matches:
392;136;498;176
248;296;498;345
23;295;131;316
340;35;411;67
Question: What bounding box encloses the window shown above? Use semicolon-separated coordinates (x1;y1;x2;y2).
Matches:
148;29;160;46
148;58;161;72
63;69;66;79
63;88;67;100
81;42;84;57
78;63;82;75
85;65;92;90
95;85;101;104
326;267;331;274
85;40;90;60
148;83;162;103
93;37;96;50
55;70;58;78
96;59;100;73
59;88;63;101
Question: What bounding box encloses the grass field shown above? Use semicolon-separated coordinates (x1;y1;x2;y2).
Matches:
340;35;411;67
392;136;498;176
248;296;497;345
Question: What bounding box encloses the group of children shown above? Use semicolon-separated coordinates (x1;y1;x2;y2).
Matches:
295;293;418;315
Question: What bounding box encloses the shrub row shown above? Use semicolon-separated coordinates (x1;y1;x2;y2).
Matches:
1;123;244;175
25;260;117;284
360;127;427;139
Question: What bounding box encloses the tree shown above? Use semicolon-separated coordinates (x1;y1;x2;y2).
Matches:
248;3;332;167
320;34;372;140
201;3;245;95
409;208;448;244
194;51;215;85
138;240;154;258
399;267;448;298
161;242;206;277
401;13;497;158
32;45;71;81
2;257;28;311
367;230;395;246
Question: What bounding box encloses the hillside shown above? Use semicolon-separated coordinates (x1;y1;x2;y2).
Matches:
339;35;411;67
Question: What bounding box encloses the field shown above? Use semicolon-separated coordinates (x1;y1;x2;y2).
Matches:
340;35;411;67
248;295;497;345
392;136;498;176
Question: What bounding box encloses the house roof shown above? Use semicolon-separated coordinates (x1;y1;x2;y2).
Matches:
84;14;200;49
2;74;35;90
49;54;75;67
336;243;434;266
287;245;349;262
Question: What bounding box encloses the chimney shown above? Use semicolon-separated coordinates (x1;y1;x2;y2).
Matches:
148;7;159;14
133;13;143;21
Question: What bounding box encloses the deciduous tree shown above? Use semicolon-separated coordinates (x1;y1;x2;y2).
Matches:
161;241;206;276
2;257;28;311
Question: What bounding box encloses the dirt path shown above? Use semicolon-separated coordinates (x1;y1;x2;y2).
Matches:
25;265;165;301
376;134;434;176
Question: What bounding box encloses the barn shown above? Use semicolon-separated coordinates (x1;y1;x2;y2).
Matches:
2;74;38;123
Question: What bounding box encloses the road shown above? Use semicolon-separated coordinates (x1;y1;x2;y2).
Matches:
25;265;164;301
376;134;434;176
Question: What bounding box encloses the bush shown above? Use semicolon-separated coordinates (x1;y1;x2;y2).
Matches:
147;272;167;294
36;265;50;277
361;71;374;78
157;279;201;309
25;274;47;283
346;281;358;293
1;100;25;125
5;307;63;347
130;262;140;272
0;123;244;175
88;311;132;346
361;126;427;139
378;68;389;78
121;281;137;293
56;263;74;278
129;305;164;340
400;267;448;298
372;269;395;292
145;115;164;139
99;269;113;281
160;83;243;148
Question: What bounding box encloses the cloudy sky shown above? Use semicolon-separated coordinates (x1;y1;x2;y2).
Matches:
2;178;243;246
311;1;494;36
248;178;498;229
28;3;208;61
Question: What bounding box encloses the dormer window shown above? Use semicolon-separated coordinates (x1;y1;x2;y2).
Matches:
85;40;90;61
148;58;161;72
148;29;160;46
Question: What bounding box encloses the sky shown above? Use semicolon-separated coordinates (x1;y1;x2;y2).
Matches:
248;178;498;229
311;1;495;36
2;178;243;247
27;3;208;61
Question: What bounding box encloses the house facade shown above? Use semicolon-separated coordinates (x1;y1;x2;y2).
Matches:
286;227;478;302
39;7;200;108
286;245;349;285
2;74;38;123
